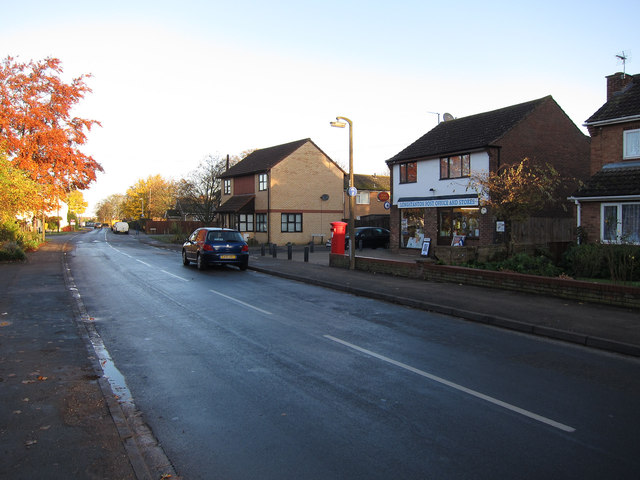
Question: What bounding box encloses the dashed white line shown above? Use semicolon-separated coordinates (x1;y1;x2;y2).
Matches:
324;335;576;433
210;289;272;315
161;270;189;282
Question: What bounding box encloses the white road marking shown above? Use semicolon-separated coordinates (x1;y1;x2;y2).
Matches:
324;335;576;433
136;259;152;267
210;289;272;315
161;270;189;282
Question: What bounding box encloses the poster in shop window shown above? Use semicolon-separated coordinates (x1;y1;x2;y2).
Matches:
421;238;431;256
451;235;465;247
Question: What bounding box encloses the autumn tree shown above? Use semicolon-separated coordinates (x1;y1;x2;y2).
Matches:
469;158;563;252
0;56;102;202
122;175;177;220
95;194;125;224
0;150;40;221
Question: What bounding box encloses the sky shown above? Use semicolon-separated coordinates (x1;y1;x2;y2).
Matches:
2;0;638;215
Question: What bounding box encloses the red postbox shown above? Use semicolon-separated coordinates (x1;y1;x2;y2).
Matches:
330;221;347;255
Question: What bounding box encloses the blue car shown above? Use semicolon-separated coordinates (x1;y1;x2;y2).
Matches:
182;227;249;271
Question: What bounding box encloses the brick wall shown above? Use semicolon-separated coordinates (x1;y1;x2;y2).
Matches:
269;141;344;245
588;120;640;173
329;253;640;309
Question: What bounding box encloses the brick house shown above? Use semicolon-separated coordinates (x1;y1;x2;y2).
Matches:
217;138;345;245
570;73;640;244
347;174;391;226
385;96;591;252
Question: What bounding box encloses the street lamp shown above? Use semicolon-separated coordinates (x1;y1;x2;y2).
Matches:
330;116;355;270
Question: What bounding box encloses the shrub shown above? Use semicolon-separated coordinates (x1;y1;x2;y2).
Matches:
563;243;640;282
0;242;26;261
462;252;561;277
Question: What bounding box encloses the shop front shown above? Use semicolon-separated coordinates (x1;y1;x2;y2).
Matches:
398;195;481;249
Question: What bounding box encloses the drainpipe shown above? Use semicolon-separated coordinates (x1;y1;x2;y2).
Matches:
573;198;582;244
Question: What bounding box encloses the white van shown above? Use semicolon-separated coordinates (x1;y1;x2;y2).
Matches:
113;222;129;234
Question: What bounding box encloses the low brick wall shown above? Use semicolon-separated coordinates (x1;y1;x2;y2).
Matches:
329;254;640;309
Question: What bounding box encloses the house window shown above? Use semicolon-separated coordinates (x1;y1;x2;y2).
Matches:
623;129;640;159
259;173;268;191
237;214;254;232
399;162;417;184
602;203;640;244
356;192;370;204
223;179;231;195
256;213;267;232
440;154;471;179
281;213;302;232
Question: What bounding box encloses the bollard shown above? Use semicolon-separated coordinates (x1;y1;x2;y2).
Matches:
287;244;292;260
261;243;266;256
309;241;315;253
304;246;309;262
272;244;277;258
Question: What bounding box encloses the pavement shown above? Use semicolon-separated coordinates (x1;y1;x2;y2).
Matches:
1;231;638;479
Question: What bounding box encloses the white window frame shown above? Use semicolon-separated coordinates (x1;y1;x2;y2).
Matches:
623;129;640;159
356;192;370;205
601;202;640;244
258;173;268;191
223;179;231;195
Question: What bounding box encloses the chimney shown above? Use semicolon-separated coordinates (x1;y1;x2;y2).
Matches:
606;72;634;100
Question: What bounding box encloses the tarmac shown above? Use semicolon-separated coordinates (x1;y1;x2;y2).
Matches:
1;231;638;479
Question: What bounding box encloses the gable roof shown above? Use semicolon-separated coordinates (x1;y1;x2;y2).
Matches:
386;96;551;164
572;162;640;198
585;73;640;125
345;174;390;191
218;138;310;178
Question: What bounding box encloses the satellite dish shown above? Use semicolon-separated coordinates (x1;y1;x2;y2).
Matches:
320;194;330;201
443;112;455;122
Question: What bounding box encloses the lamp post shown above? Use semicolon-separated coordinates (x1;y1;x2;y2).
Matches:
330;116;355;270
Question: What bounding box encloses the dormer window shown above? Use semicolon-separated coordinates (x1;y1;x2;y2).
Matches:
623;129;640;159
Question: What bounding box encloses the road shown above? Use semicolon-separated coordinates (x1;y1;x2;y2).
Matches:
67;228;640;479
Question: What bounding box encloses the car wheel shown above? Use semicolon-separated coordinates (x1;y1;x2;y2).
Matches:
196;253;206;270
239;260;248;271
182;250;190;266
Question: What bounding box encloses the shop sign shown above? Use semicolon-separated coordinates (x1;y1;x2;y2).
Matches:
398;197;479;208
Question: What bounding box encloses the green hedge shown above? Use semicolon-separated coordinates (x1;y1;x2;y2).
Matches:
562;243;640;282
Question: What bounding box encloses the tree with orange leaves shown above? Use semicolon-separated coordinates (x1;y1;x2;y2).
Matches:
0;56;102;202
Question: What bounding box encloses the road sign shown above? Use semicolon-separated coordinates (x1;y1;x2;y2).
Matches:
347;186;357;197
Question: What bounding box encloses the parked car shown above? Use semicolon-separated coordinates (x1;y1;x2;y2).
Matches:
113;222;129;234
182;227;249;271
348;227;391;249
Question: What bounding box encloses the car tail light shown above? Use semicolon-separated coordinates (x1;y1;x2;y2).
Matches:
203;244;214;251
242;244;249;252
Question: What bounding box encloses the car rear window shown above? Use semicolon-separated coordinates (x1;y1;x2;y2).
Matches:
207;231;243;243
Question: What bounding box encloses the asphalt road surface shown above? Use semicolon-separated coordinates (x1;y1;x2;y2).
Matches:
67;228;640;479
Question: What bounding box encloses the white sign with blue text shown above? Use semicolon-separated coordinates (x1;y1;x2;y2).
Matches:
398;197;479;209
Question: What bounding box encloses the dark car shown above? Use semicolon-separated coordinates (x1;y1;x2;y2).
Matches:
347;227;390;249
182;227;249;271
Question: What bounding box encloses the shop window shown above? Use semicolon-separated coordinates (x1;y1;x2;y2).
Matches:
401;208;424;248
438;207;480;245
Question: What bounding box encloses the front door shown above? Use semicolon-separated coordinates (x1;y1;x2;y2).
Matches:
438;208;453;245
